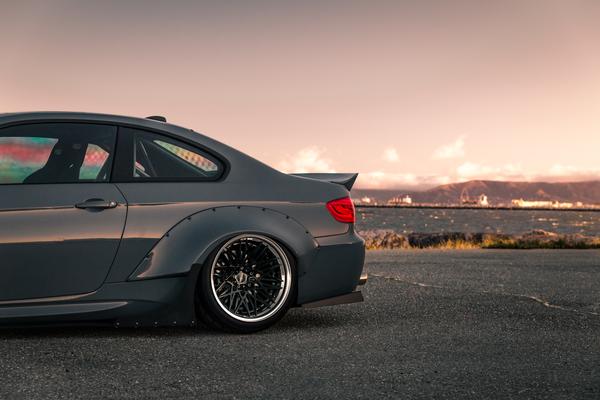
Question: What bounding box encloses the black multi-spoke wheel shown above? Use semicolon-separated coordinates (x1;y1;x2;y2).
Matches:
196;234;295;332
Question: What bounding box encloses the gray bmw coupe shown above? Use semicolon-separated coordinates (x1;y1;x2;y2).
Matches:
0;112;366;333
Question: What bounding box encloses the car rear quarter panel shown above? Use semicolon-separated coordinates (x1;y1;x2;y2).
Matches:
115;201;363;305
105;196;348;276
106;172;350;282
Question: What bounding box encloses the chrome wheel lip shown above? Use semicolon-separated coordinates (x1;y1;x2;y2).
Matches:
210;234;292;323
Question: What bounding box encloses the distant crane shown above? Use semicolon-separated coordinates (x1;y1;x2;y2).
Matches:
460;188;477;205
460;188;489;206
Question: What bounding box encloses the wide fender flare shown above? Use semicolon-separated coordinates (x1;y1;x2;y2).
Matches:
128;205;318;281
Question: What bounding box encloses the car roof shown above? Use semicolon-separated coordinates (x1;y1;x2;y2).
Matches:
0;111;177;130
0;111;224;149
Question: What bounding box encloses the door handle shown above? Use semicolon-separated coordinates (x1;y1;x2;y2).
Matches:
75;199;118;210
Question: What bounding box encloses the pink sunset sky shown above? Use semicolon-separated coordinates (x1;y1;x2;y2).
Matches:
2;0;600;189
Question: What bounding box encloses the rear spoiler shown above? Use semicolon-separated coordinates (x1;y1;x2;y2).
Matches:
291;173;358;191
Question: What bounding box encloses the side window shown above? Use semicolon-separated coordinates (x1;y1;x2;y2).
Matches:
0;123;117;184
80;144;110;180
125;129;222;180
0;137;57;184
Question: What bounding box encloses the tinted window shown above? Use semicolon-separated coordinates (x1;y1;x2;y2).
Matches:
127;129;222;180
80;144;111;180
0;123;116;184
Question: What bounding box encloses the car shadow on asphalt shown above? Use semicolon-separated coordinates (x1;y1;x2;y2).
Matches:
0;308;364;339
270;307;366;332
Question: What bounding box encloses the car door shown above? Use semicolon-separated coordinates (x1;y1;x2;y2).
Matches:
0;123;126;301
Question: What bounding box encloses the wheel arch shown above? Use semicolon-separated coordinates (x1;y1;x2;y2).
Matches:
127;205;318;283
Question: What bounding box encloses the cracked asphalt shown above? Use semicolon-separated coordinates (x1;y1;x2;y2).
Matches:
0;249;599;399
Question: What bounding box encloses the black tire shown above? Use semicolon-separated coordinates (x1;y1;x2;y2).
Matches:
195;234;296;333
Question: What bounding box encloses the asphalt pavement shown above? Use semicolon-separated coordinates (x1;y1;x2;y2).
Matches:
0;250;598;399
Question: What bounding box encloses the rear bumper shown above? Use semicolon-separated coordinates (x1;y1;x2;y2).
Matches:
301;271;367;308
297;230;366;305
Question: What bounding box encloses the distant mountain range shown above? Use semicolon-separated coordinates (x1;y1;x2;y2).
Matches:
354;180;600;205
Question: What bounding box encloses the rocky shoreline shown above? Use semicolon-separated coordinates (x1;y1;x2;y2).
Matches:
358;229;600;250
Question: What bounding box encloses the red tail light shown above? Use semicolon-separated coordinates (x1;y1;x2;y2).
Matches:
326;197;356;223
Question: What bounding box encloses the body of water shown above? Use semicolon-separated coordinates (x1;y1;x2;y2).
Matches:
356;207;600;236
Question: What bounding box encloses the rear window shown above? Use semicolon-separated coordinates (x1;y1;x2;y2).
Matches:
121;128;223;180
153;139;219;174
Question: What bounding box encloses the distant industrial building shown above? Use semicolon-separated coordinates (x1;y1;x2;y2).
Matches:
460;191;489;207
388;195;412;206
354;196;376;205
511;199;575;209
478;194;489;207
